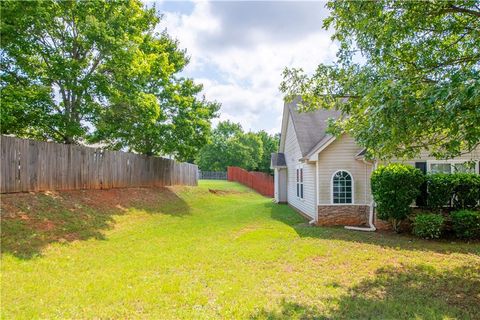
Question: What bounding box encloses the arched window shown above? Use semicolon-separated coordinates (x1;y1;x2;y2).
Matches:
332;170;353;204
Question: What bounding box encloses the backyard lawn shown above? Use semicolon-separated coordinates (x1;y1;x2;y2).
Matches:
1;180;479;319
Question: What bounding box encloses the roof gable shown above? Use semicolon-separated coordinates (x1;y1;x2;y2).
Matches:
280;96;341;157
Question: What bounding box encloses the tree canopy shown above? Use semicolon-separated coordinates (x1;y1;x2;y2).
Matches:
281;0;480;160
0;0;219;160
196;121;279;173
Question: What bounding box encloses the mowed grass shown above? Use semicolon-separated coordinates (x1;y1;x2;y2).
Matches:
1;180;479;319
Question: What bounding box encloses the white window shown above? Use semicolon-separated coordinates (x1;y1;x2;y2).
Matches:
332;170;353;204
428;161;478;174
296;167;304;199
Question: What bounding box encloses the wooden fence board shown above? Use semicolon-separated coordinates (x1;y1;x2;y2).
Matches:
227;166;274;197
0;135;198;193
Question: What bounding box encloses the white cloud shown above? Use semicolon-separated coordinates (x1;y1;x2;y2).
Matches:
159;1;337;134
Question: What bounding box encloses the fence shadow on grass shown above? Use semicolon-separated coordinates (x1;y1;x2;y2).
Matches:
250;264;480;319
266;202;480;256
1;187;190;259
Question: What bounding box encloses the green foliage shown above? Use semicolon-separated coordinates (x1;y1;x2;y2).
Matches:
426;174;455;212
451;210;480;239
280;1;480;159
255;131;280;173
196;121;278;173
426;173;480;211
371;164;424;232
412;213;444;239
0;0;219;160
450;173;480;209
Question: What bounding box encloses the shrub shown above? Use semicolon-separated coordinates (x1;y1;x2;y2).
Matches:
426;173;454;212
450;173;480;209
451;210;480;239
412;213;444;239
371;164;425;232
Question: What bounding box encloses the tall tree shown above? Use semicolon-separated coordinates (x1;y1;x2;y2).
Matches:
1;0;219;160
256;131;280;173
1;0;154;143
196;121;264;172
281;0;480;160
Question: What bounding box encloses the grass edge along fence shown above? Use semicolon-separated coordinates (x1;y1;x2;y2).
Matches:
227;166;273;197
1;135;198;193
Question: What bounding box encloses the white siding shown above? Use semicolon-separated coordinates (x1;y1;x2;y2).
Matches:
284;115;317;218
317;134;373;205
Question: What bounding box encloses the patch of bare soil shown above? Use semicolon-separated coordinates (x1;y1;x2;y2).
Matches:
1;187;189;259
208;189;245;195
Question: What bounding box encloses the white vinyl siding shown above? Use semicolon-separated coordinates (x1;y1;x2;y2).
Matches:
284;115;317;218
317;134;373;205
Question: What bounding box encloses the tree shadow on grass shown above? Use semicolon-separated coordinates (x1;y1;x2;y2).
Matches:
1;187;191;259
250;264;480;319
267;202;480;256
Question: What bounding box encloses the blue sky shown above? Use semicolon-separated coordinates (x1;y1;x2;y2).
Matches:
147;1;337;134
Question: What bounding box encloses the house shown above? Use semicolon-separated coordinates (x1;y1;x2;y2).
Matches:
271;97;480;229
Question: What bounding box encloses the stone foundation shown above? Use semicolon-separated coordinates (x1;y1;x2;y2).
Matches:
317;205;369;226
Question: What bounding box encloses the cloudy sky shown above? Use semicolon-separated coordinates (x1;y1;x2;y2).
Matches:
150;1;337;134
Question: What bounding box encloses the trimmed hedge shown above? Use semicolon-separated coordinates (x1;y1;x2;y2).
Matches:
426;173;480;211
426;173;454;211
450;173;480;209
371;164;424;232
412;213;444;239
451;210;480;239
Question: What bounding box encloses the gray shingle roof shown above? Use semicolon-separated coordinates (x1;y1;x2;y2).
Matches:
270;153;286;168
287;97;342;157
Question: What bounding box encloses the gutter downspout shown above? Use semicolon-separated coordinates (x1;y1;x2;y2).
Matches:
345;159;377;232
308;159;319;226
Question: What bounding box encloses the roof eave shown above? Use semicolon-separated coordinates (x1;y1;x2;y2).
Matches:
303;135;337;161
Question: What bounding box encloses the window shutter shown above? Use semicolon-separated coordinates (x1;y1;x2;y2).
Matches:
415;162;427;206
415;162;427;174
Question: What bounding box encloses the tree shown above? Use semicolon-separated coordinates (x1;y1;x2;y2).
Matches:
281;1;480;160
196;121;265;172
1;0;154;143
1;0;219;160
256;131;280;173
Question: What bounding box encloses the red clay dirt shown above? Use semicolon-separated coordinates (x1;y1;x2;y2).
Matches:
1;187;189;258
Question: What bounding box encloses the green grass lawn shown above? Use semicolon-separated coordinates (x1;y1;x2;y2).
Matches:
1;180;479;319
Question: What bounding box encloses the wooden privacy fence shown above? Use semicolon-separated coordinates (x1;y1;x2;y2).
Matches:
227;166;274;197
0;135;198;193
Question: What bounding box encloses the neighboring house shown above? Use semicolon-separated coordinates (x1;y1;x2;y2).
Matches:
271;97;480;229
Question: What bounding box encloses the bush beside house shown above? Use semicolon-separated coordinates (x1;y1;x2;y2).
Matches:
451;210;480;239
426;173;480;211
371;164;424;232
372;165;480;240
412;213;444;239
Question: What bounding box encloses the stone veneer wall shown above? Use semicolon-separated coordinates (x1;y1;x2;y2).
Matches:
317;205;369;226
